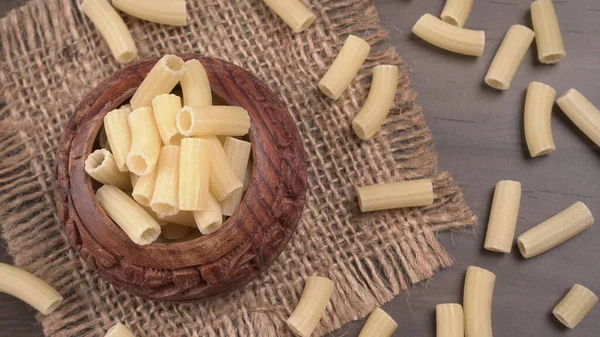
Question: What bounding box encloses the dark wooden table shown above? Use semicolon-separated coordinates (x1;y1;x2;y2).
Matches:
1;0;599;336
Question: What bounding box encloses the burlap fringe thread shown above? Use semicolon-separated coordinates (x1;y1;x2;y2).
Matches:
0;0;475;336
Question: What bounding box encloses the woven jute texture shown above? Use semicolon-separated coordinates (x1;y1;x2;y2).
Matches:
0;0;475;336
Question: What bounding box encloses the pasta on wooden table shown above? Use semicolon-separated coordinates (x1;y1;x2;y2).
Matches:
556;89;600;148
440;0;474;27
192;192;223;235
357;307;397;337
352;65;399;140
412;14;485;56
318;35;371;100
104;108;131;172
150;146;180;216
80;0;137;63
130;54;185;109
286;276;334;337
262;0;317;33
178;138;209;212
104;323;135;337
204;136;243;201
531;0;566;64
96;185;161;245
524;82;557;157
84;149;132;190
463;266;495;337
517;201;594;258
484;180;521;253
357;179;434;212
0;263;63;315
436;303;464;337
127;107;162;176
176;106;250;137
220;137;252;216
131;168;157;206
180;59;212;107
485;25;535;90
152;94;183;146
112;0;187;27
553;284;598;329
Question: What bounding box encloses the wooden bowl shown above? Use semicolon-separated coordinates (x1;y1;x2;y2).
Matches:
54;55;307;302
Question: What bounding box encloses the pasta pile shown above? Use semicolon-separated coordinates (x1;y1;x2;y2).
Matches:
86;54;252;245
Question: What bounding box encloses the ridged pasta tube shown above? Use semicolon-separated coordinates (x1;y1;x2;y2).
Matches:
179;138;209;211
104;108;131;172
176;106;250;137
192;193;223;234
127;107;162;176
485;25;535;90
180;60;212;107
318;35;371;100
484;180;521;253
352;65;398;140
0;263;63;315
85;149;132;190
80;0;137;63
517;201;594;258
205;136;243;201
440;0;474;27
132;168;157;206
262;0;317;33
152;94;183;146
436;303;464;337
556;89;600;148
412;14;485;56
524;82;556;157
220;137;252;216
553;284;598;329
105;322;135;337
150;146;180;216
286;276;334;337
357;179;434;212
130;54;185;109
358;307;397;337
531;0;566;64
112;0;187;26
464;266;495;337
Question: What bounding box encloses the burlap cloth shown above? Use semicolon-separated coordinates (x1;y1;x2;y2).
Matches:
0;0;475;336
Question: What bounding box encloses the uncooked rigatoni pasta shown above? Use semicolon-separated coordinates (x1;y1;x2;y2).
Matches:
131;168;157;206
104;323;135;337
485;25;535;90
412;14;485;56
112;0;187;26
130;54;185;109
440;0;474;27
318;35;371;100
484;180;521;253
85;149;132;190
517;201;594;258
205;136;243;201
436;303;464;337
463;266;495;337
524;81;556;157
150;146;180;216
152;94;183;146
286;276;334;337
180;59;212;107
80;0;137;64
176;106;250;137
96;185;161;245
553;284;598;329
531;0;566;64
127;107;162;176
0;263;63;315
556;89;600;148
262;0;317;33
104;108;131;172
178;138;209;211
192;193;223;235
357;307;397;337
352;65;398;140
220;137;252;216
357;179;434;212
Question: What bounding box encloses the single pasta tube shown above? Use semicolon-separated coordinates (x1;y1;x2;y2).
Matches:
517;201;594;258
131;167;157;206
484;180;521;253
0;263;63;315
80;0;137;64
150;146;180;216
484;25;535;90
130;54;185;109
553;284;598;329
318;35;371;100
85;149;132;190
192;193;223;234
286;276;334;337
152;94;183;146
112;0;187;26
96;185;161;245
127;107;162;176
352;65;398;140
412;14;485;56
160;223;191;240
180;60;212;107
178;138;210;211
357;179;434;212
220;137;252;216
205;136;243;201
262;0;317;33
357;307;397;337
524;82;557;157
440;0;474;27
176;106;250;137
159;211;197;228
104;108;131;172
531;0;566;64
105;322;135;337
436;303;464;337
463;266;495;337
556;89;600;148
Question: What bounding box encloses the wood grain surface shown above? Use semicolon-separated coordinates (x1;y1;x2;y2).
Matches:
1;0;599;336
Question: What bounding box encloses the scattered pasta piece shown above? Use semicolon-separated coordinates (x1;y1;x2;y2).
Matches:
176;106;250;137
358;307;397;337
0;263;63;315
357;179;434;212
180;60;212;107
463;266;495;337
152;94;183;146
130;54;185;109
524;82;556;157
436;303;464;337
412;14;485;56
553;284;598;329
440;0;474;27
556;89;600;148
484;180;521;253
104;322;135;337
286;276;334;337
179;138;210;211
112;0;187;26
127;107;162;176
104;108;132;172
220;137;252;216
192;193;223;234
485;25;535;90
262;0;316;33
531;0;566;64
85;149;132;190
150;146;180;217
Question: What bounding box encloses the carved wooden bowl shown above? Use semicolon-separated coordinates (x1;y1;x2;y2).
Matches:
54;55;307;302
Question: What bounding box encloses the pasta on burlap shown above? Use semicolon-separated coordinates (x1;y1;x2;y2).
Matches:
0;0;474;336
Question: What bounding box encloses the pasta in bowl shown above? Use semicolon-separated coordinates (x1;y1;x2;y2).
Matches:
54;54;307;301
